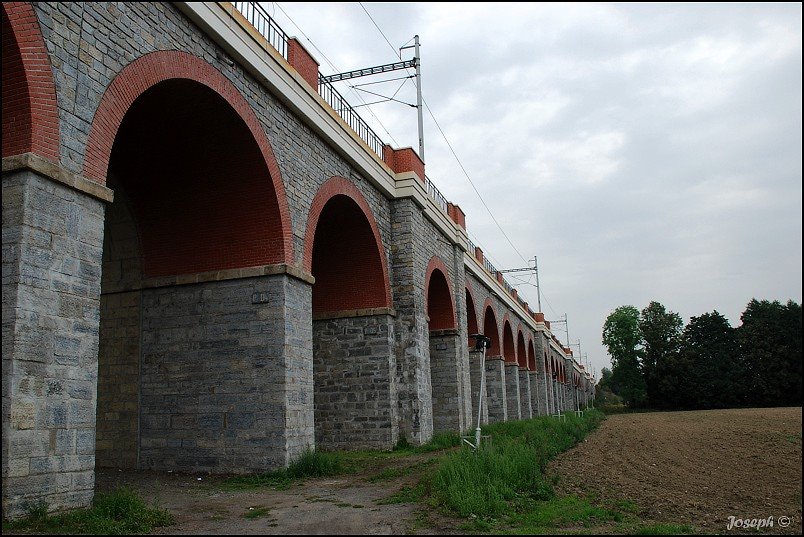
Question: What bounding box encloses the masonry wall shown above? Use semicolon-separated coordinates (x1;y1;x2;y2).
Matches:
529;371;541;416
505;362;521;420
485;357;507;423
429;330;464;434
469;350;488;426
519;368;532;419
2;170;105;518
313;314;397;450
95;291;139;468
136;275;313;473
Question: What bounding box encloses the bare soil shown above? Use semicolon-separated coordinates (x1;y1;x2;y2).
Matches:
93;407;802;535
550;407;803;534
95;451;460;535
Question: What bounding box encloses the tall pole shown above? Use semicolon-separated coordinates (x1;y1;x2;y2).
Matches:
414;35;424;162
475;340;486;449
534;256;542;313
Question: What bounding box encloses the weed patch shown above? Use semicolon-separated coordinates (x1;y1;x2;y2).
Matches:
222;449;343;491
2;488;173;535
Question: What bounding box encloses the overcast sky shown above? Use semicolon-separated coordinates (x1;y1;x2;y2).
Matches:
263;2;802;377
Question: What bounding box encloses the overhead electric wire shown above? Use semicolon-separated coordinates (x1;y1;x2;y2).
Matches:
276;2;562;322
274;2;402;146
354;4;531;269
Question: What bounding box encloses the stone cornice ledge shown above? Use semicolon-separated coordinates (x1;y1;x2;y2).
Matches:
312;307;396;321
140;263;315;289
2;153;114;203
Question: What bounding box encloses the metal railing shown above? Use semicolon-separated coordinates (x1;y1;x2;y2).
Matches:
425;175;448;214
318;76;385;157
483;257;497;276
232;2;289;59
467;237;477;256
230;2;384;158
230;2;528;318
503;279;514;296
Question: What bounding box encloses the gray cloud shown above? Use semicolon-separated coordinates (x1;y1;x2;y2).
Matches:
268;2;802;376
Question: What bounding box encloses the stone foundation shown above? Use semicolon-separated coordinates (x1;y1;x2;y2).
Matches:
313;314;397;450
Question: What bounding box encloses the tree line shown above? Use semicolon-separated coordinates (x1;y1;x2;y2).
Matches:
598;299;802;410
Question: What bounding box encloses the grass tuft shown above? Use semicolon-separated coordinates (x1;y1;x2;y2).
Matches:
222;449;344;491
2;488;173;535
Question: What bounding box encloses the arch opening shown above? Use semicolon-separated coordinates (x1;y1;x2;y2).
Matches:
311;195;389;315
427;268;455;331
310;185;395;450
483;306;500;356
502;321;516;363
426;261;463;433
96;76;289;472
517;331;527;368
465;289;479;347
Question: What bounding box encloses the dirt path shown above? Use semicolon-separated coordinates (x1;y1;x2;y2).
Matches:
94;407;802;535
549;407;803;534
96;451;458;535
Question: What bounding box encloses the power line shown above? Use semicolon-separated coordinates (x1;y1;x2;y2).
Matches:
356;5;532;268
279;2;557;318
359;3;400;59
274;2;402;146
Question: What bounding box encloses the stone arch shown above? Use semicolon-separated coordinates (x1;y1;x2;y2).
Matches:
94;51;306;473
306;177;395;450
464;282;479;347
482;299;501;356
516;326;527;368
1;2;59;161
425;256;456;330
86;50;293;271
502;316;516;364
304;176;392;314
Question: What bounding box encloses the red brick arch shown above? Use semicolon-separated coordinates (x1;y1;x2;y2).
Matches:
83;50;293;264
527;337;536;371
424;256;456;330
481;298;501;356
1;2;60;161
464;282;479;346
304;176;392;312
516;325;527;368
502;315;515;364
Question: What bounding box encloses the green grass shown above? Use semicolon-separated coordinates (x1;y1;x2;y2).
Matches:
427;411;605;520
2;488;173;535
221;449;344;491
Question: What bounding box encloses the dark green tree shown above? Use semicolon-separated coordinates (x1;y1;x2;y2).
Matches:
639;301;683;408
602;305;646;407
679;311;740;409
738;299;802;407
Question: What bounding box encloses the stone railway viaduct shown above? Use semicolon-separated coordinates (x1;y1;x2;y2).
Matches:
1;1;595;517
